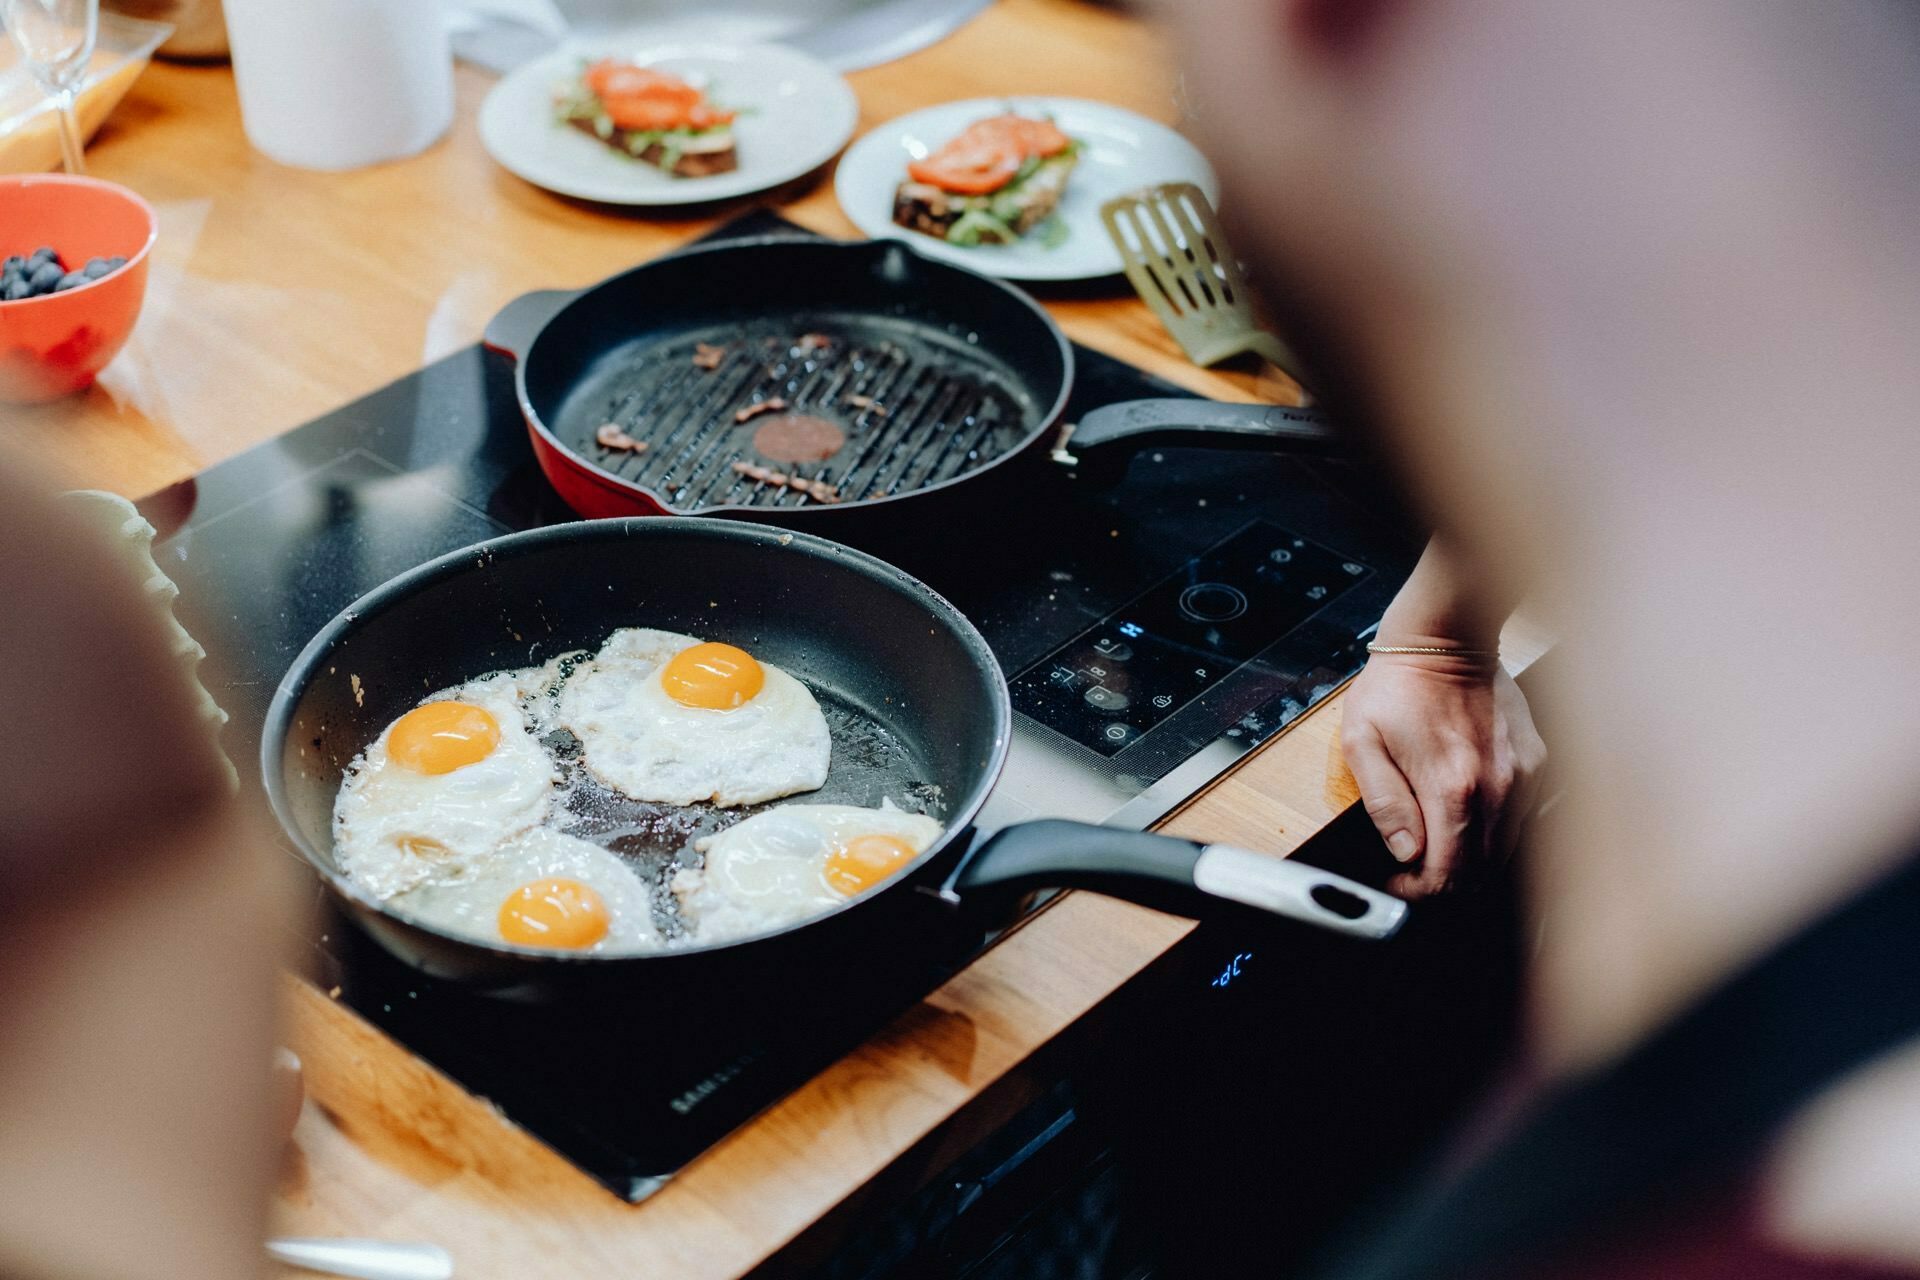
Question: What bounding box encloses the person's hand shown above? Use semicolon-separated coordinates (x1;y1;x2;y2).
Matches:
1339;651;1546;898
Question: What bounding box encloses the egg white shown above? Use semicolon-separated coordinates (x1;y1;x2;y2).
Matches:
558;627;831;808
332;673;558;899
673;800;944;944
388;826;661;953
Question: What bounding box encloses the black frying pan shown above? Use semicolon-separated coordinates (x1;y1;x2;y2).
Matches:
263;519;1403;1001
481;236;1343;522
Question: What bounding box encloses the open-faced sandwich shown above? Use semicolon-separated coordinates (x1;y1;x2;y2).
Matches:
892;114;1080;246
555;59;739;178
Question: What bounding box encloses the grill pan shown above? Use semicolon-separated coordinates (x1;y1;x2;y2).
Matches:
485;237;1072;519
484;236;1348;522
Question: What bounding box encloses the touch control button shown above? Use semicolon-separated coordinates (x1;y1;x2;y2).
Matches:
1084;685;1130;712
1091;637;1133;662
1177;582;1249;623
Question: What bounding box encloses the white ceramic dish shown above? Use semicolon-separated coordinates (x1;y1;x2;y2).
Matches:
478;39;857;205
834;96;1220;281
0;12;170;174
545;0;994;73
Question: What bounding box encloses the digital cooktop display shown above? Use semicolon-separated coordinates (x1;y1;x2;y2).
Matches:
1010;521;1372;756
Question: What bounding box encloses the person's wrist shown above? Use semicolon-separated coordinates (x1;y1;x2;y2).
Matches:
1373;607;1501;652
1369;617;1501;672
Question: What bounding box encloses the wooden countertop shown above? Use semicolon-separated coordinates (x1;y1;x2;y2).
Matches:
9;3;1547;1274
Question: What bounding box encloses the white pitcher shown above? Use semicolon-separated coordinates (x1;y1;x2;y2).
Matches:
224;0;453;170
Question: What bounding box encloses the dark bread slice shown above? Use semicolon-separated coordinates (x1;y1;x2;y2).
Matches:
893;182;965;239
566;116;738;177
892;152;1075;243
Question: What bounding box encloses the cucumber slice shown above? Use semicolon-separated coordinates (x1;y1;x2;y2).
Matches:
947;209;1020;247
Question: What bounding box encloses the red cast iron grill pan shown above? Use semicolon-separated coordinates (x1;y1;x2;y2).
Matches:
262;519;1403;1002
482;236;1347;522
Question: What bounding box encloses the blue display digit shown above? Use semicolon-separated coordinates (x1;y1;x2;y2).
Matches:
1210;952;1254;988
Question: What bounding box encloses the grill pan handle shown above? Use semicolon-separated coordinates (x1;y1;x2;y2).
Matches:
943;819;1406;941
1054;399;1349;483
482;287;581;363
1061;398;1342;457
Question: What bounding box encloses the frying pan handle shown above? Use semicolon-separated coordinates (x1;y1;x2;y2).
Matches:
482;288;581;363
1053;399;1347;480
945;820;1406;941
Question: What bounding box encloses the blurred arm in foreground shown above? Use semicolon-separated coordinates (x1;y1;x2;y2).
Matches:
0;463;291;1280
1157;0;1920;1273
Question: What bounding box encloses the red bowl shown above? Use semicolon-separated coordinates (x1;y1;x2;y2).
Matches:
0;174;157;403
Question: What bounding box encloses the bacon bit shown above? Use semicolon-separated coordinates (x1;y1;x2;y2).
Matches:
846;394;888;416
692;342;726;370
795;332;833;353
595;422;647;452
734;397;789;423
731;460;842;504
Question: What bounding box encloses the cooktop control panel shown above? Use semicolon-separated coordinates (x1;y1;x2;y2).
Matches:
1010;521;1372;757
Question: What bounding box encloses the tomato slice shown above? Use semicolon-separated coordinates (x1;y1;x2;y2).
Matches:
685;103;737;130
908;135;1024;194
603;96;735;132
955;115;1071;158
993;115;1071;158
907;115;1071;192
602;95;692;132
585;59;700;107
584;59;733;132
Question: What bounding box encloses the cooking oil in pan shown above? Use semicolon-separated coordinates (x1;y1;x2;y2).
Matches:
545;689;940;938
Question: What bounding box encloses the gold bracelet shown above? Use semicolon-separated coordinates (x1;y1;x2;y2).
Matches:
1366;642;1500;658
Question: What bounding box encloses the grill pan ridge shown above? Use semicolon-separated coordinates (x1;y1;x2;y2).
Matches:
565;318;1036;512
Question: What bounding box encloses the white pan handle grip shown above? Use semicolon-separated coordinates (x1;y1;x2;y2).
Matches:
948;820;1406;941
1192;845;1408;941
264;1238;453;1280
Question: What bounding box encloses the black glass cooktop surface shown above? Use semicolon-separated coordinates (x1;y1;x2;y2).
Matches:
144;212;1419;1200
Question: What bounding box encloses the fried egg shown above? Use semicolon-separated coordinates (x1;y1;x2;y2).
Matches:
558;628;831;808
332;673;557;898
388;827;660;952
673;800;943;944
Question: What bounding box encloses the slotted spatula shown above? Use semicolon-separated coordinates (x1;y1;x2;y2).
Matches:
1101;182;1312;393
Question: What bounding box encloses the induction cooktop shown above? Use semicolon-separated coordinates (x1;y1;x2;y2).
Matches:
142;211;1419;1199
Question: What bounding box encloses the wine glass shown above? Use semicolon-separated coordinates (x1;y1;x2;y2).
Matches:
3;0;99;174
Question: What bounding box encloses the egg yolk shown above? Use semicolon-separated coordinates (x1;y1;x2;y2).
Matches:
497;879;610;949
387;701;500;774
824;834;918;897
662;642;764;710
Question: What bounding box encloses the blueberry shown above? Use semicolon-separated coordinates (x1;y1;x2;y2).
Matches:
2;278;31;301
3;255;22;273
28;246;59;268
28;261;64;291
82;257;116;278
53;271;88;292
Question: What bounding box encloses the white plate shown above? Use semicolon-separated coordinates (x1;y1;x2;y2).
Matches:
541;0;995;73
834;96;1220;281
478;40;858;205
